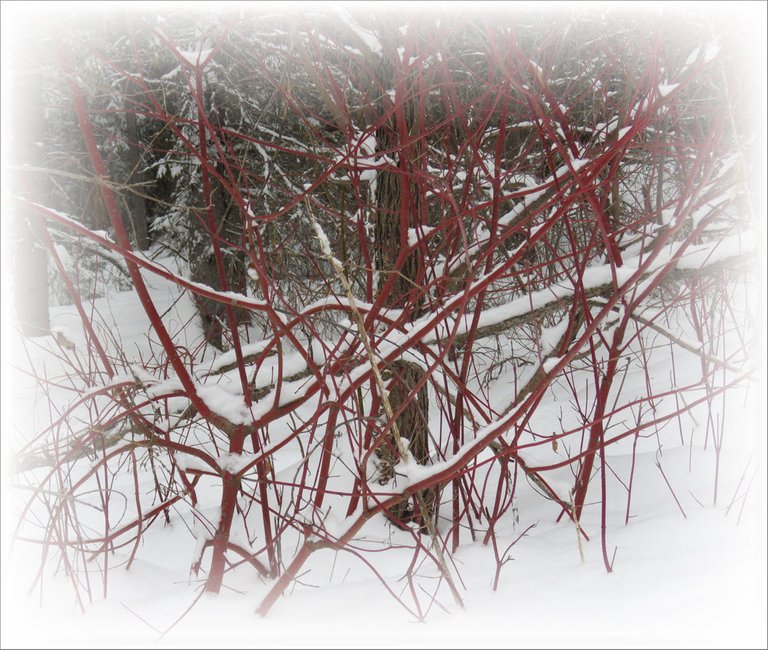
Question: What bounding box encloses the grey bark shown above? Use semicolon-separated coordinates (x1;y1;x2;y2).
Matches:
371;42;434;532
123;105;150;250
190;174;249;351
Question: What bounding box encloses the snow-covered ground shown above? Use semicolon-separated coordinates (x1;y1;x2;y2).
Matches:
2;451;764;648
1;261;765;649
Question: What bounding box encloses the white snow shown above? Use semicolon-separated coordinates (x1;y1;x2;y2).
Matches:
178;47;214;67
2;251;764;649
657;82;679;98
196;382;251;424
407;226;437;247
312;220;335;259
542;356;562;374
675;232;754;269
207;340;271;374
216;451;259;474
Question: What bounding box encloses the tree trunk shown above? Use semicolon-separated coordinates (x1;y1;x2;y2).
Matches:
372;42;434;532
190;171;248;350
123;106;150;250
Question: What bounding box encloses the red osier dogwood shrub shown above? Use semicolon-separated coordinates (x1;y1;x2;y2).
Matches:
9;7;756;617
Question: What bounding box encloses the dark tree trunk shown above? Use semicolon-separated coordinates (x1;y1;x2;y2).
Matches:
372;40;435;532
190;173;249;351
123;106;150;250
